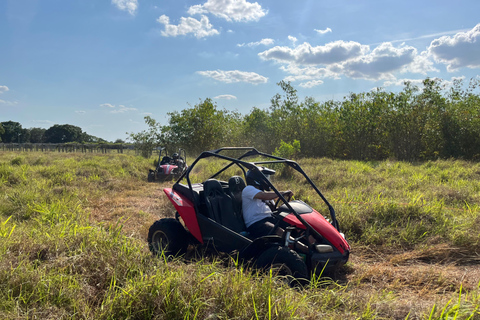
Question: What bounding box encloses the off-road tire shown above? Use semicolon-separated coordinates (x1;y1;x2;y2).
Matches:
147;218;189;257
147;171;155;182
255;246;309;286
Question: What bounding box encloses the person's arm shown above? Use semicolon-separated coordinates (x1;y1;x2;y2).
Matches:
253;190;293;201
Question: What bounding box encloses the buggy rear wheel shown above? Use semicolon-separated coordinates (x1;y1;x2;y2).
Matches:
255;246;309;286
148;218;189;257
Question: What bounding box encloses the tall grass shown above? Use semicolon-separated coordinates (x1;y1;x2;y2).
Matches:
0;152;479;319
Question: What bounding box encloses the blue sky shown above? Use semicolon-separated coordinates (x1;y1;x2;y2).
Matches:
1;0;480;142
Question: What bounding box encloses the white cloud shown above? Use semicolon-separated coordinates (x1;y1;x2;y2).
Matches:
100;103;137;113
428;24;480;71
0;85;9;94
341;42;419;80
31;120;54;125
315;27;332;35
402;50;439;74
157;15;220;39
299;80;324;88
382;76;465;89
383;78;426;88
261;38;439;85
111;105;137;114
75;110;86;114
0;99;18;106
197;70;268;84
237;38;274;47
111;0;138;15
258;40;369;65
214;94;237;100
188;0;267;22
281;65;339;82
288;35;297;46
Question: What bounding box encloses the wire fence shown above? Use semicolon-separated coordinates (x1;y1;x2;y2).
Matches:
0;143;134;154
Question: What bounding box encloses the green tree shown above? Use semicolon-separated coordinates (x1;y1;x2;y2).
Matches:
0;121;29;143
44;124;83;143
0;123;4;142
128;116;165;158
28;127;46;143
242;107;276;152
165;98;240;154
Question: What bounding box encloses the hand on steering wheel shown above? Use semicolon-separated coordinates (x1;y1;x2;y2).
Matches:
274;190;293;210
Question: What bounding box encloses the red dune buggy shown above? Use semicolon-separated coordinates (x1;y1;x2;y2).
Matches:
148;148;187;182
147;147;350;283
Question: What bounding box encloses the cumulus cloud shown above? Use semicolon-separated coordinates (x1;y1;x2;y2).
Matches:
288;35;298;46
0;85;9;94
315;27;332;35
237;38;274;47
260;35;441;86
197;70;268;84
341;42;419;80
112;0;138;15
383;78;426;88
428;24;480;71
299;80;324;88
188;0;267;22
382;76;465;89
214;94;237;100
281;65;339;82
403;50;439;74
100;103;115;108
157;14;220;39
258;40;369;65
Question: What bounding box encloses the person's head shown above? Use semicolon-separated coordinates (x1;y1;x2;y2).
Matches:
245;166;275;191
172;153;179;160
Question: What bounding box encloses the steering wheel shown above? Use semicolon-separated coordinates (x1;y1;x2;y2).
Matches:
274;191;292;210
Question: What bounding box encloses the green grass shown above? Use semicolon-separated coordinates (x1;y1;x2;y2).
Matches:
0;151;479;319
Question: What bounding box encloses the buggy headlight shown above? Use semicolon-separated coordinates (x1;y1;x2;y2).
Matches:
315;244;333;253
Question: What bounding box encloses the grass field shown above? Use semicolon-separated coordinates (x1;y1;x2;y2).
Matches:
0;151;479;319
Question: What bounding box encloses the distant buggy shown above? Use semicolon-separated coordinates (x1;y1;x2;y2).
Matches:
148;148;187;182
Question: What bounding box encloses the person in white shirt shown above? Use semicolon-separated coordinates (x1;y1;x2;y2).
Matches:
242;167;293;239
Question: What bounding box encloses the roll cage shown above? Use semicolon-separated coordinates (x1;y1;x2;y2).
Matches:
173;147;341;237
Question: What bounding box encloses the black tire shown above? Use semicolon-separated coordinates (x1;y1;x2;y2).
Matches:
147;218;189;257
147;171;155;182
255;246;309;286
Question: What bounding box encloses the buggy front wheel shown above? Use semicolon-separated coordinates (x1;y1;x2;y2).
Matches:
147;171;155;182
255;246;309;286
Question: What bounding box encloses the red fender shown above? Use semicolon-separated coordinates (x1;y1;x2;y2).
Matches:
282;210;350;254
159;164;178;175
163;188;203;244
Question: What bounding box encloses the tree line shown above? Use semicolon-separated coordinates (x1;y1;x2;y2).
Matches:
0;122;113;144
130;77;480;161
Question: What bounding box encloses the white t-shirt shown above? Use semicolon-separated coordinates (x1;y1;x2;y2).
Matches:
242;185;272;228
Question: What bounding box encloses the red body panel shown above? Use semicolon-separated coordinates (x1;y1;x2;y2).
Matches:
163;188;203;244
159;164;178;175
282;210;350;254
